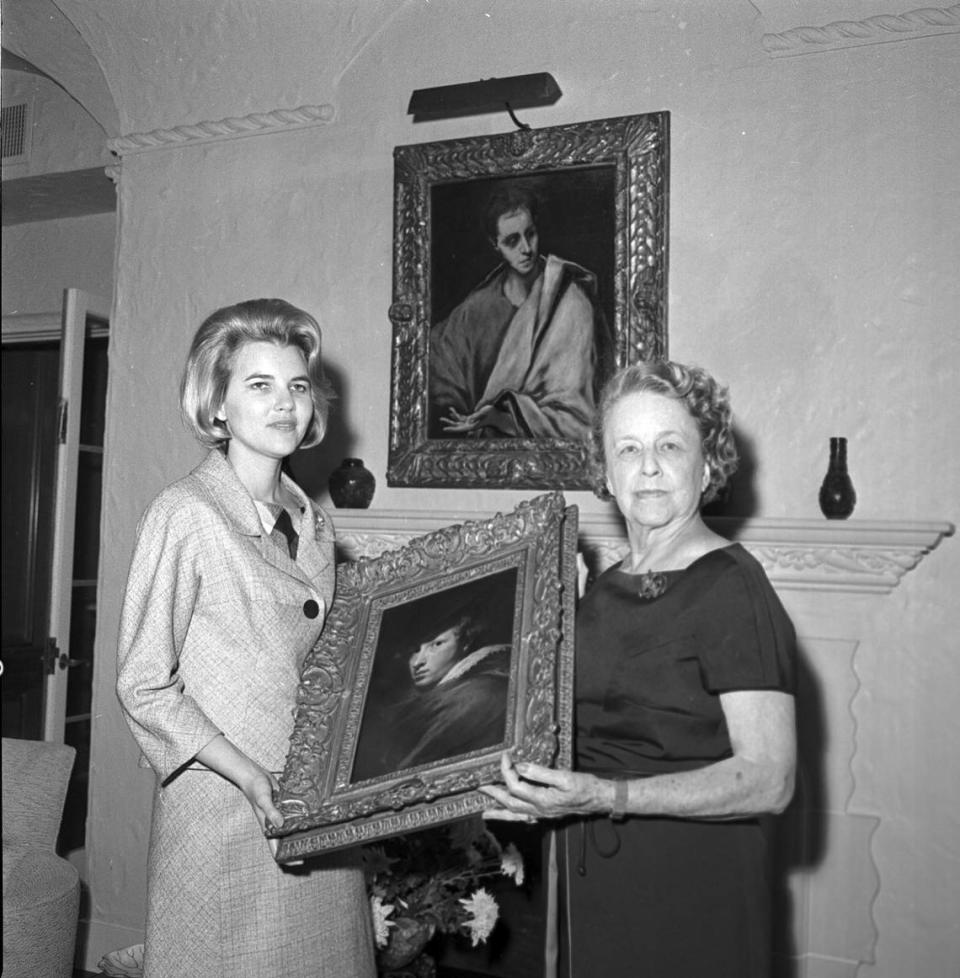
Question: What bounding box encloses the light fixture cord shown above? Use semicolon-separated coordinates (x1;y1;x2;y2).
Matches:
504;101;531;131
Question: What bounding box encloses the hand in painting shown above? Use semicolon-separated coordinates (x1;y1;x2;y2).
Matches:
439;403;515;436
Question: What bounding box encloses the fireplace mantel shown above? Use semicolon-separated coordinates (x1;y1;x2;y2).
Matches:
326;506;953;976
330;509;953;594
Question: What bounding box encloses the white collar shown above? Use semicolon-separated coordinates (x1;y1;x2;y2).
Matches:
438;644;509;687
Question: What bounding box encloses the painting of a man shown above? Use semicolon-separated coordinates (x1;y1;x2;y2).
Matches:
428;181;611;441
350;571;516;783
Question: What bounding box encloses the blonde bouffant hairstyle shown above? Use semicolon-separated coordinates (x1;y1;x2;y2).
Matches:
180;298;335;450
590;359;739;505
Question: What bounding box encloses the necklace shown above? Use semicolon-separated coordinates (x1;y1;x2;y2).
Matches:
637;569;667;600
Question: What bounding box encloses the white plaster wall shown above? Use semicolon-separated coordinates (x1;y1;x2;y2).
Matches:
1;213;116;316
0;70;112;177
69;2;958;974
1;67;115;316
780;565;960;976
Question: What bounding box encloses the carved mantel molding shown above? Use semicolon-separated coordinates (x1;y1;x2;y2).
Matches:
331;508;953;594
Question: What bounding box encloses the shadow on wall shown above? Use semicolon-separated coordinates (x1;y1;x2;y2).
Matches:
702;422;760;529
773;642;829;978
703;426;830;976
285;359;357;502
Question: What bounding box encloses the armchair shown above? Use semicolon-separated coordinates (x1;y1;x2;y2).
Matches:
2;737;81;978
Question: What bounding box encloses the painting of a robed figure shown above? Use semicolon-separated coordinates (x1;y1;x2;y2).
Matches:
428;177;615;443
386;112;669;490
351;569;518;782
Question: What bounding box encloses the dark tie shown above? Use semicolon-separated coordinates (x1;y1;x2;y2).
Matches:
271;508;299;560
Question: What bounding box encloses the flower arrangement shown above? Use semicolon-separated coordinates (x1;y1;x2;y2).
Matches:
363;818;525;969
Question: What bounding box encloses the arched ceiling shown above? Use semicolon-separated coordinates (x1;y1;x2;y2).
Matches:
2;0;120;136
5;0;405;137
2;0;927;142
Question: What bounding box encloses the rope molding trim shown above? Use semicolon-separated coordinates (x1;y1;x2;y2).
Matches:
762;4;959;57
107;103;336;159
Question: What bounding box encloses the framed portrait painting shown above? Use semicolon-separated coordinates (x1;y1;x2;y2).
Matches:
386;111;669;490
270;492;577;859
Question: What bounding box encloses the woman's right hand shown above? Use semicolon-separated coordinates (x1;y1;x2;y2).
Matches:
237;765;285;834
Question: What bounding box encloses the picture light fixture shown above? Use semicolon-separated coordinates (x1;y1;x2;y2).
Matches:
407;72;562;124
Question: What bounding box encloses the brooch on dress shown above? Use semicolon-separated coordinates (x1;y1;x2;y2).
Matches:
637;570;667;600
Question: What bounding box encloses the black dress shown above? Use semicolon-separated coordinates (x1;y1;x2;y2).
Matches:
560;544;796;978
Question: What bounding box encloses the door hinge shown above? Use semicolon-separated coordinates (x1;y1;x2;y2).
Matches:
43;636;60;675
56;397;68;444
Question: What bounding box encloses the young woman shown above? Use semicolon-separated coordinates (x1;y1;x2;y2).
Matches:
116;298;375;978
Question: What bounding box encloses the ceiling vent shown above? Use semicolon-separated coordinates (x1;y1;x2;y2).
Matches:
2;100;34;163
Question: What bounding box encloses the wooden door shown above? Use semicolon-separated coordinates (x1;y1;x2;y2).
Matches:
1;342;60;739
1;290;110;852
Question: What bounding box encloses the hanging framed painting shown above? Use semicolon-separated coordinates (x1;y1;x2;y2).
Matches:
386;111;669;489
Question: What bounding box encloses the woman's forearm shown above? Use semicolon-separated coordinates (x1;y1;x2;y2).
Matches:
600;752;795;821
195;733;260;787
195;734;284;831
600;691;796;820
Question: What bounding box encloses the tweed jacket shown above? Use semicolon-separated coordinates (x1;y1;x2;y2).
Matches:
117;449;336;780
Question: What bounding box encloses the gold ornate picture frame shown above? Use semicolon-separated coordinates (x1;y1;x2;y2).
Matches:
271;493;577;859
386;111;669;490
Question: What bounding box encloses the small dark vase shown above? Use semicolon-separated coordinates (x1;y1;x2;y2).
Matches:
328;458;376;509
819;437;856;519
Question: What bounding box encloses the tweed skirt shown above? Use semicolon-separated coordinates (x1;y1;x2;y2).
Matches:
143;771;375;978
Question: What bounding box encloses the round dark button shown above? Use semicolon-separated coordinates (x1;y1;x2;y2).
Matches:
303;599;320;620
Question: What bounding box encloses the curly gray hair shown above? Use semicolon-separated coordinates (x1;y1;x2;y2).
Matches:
590;360;739;505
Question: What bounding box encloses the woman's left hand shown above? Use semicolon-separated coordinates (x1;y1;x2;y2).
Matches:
480;753;610;821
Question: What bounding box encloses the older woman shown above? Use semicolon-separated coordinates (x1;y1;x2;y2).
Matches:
116;298;375;978
483;360;796;978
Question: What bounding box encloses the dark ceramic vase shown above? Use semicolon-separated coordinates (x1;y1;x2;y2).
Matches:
328;458;376;509
818;437;856;519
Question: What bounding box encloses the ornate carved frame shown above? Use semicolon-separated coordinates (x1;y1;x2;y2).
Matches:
386;112;669;490
272;493;577;859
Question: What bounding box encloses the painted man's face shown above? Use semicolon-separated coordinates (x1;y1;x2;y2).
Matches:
408;627;460;688
494;207;539;276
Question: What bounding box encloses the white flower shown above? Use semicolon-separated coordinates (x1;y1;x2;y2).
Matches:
370;895;396;948
499;842;525;886
459;888;499;946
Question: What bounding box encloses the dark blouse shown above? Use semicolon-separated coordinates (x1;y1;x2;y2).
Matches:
575;543;796;777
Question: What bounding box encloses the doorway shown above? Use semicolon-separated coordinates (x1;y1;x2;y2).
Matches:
1;290;110;853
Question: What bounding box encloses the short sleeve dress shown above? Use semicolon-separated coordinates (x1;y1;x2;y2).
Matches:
559;544;796;978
